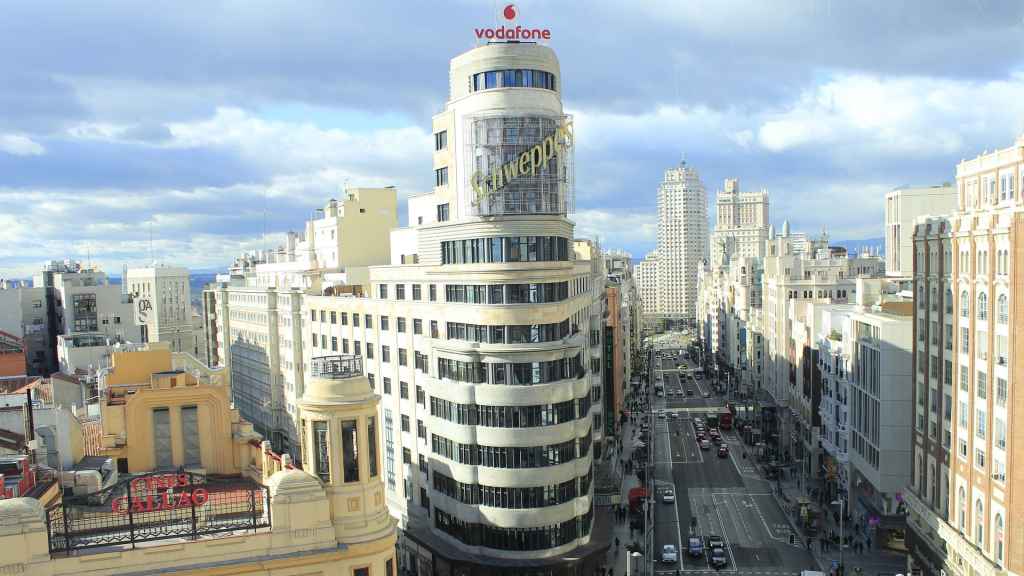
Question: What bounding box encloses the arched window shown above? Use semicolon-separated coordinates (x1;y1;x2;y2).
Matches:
959;487;966;532
929;463;937;507
995;513;1005;565
978;292;988;321
961;291;970;319
998;294;1009;325
976;499;985;547
946;288;954;314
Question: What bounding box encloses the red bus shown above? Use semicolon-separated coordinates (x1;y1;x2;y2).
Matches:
719;410;733;430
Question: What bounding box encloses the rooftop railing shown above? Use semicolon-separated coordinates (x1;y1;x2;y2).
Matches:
310;355;363;380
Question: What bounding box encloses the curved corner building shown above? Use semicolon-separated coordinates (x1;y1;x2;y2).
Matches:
304;41;608;576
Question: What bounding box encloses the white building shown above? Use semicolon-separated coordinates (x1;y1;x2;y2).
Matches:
304;40;605;574
125;266;201;355
884;185;957;277
634;251;658;324
815;279;913;537
0;283;53;376
203;191;398;453
711;178;769;268
655;162;707;321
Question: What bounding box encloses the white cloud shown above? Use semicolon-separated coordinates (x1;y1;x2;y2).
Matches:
0;133;45;156
572;209;657;247
757;74;1024;156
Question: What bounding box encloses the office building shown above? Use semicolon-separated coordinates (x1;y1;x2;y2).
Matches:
711;178;769;268
905;134;1024;576
634;251;658;326
305;40;605;576
125;266;205;356
884;185;958;277
655;161;708;322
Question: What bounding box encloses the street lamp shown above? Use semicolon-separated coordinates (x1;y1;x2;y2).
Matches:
831;498;845;573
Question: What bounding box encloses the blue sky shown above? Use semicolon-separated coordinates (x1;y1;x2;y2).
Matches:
2;0;1024;277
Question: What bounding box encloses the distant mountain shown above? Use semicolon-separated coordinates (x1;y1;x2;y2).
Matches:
830;237;884;257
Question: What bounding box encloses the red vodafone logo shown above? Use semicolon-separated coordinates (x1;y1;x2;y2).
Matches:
475;4;551;41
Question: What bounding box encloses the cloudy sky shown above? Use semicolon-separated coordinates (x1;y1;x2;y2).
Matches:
2;0;1023;278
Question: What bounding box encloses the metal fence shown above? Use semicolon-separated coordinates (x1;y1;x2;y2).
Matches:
46;471;271;555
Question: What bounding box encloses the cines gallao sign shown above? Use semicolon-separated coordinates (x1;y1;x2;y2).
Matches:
470;117;573;205
475;4;551;41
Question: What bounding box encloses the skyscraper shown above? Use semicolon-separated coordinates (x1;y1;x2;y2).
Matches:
656;161;708;322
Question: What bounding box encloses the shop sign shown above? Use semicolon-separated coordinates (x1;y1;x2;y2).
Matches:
475;4;551;41
470;116;573;204
109;473;209;514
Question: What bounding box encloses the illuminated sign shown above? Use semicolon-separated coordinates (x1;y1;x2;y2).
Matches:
475;4;551;41
470;116;573;205
110;473;209;514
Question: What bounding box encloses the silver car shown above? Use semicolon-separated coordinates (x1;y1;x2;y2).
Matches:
662;544;678;563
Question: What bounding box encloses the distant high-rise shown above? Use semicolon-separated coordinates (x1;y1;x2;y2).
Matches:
711;178;769;268
655;161;708;320
883;184;957;277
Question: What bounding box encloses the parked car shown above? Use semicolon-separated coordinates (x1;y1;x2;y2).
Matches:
662;544;678;563
687;536;704;557
699;439;712;450
707;535;725;549
710;546;728;568
718;445;729;458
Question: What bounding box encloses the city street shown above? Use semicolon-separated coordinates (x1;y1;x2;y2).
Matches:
650;341;818;576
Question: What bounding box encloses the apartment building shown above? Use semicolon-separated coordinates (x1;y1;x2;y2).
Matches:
906;134;1024;576
761;227;884;471
204;191;398;453
304;41;605;576
0;281;53;376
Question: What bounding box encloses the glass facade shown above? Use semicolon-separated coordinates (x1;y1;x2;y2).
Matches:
471;69;556;92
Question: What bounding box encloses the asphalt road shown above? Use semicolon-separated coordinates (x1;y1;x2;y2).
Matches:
650;342;817;576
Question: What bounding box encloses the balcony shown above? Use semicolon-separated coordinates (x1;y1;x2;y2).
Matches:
310;355;363;379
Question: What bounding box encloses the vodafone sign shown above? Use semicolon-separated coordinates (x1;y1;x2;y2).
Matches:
475;4;551;41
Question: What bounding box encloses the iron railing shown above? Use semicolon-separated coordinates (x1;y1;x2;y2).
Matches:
311;354;363;379
46;471;270;555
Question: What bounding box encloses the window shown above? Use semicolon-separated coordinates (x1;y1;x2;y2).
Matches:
431;320;439;338
153;408;172;470
396;284;406;300
364;314;372;328
998;294;1008;324
382;345;390;363
977;371;987;399
342;420;359;483
368;416;378;477
400;381;409;399
343;338;349;353
331;336;338;352
401;415;410;432
330;311;337;324
978;292;988;321
976;500;985;546
434;130;447;151
379;284;389;299
995;417;1006;449
437;203;450;222
417;419;426;439
397;318;407;333
353;314;360;327
976;407;987;439
381;316;389;331
342;312;348;325
314;421;330;482
961;291;969;318
416;385;426;405
383;377;392;394
961;327;969;354
412;284;422;300
366;343;374;359
354;341;361;356
429;284;437;301
368;373;375;389
995;514;1005;565
414;319;423;335
399;348;408;366
959;487;966;532
435;167;449;187
996;377;1007;407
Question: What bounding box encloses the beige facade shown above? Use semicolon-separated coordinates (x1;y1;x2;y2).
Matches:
0;351;397;576
97;344;258;474
907;134;1024;576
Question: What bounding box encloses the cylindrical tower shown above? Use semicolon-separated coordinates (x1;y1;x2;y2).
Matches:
418;41;595;563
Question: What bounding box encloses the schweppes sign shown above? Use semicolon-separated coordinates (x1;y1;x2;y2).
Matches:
470;117;573;204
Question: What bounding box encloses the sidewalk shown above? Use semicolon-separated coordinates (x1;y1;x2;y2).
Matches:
600;395;648;576
776;477;907;575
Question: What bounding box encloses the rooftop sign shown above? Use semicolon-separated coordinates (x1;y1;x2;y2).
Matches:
475;4;551;41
